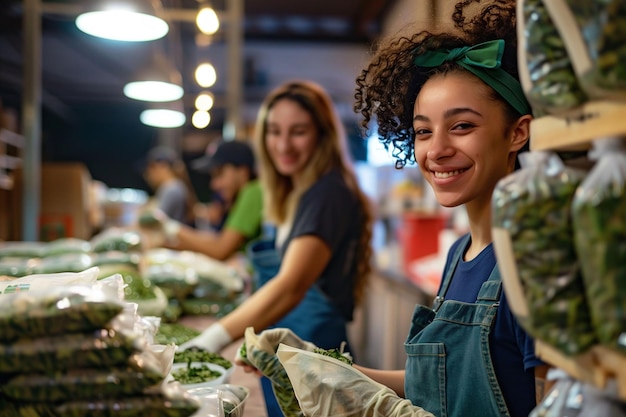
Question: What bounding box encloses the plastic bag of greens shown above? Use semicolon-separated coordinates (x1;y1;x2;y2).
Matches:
0;241;45;259
0;327;145;373
572;137;626;352
3;350;167;402
91;251;141;279
492;151;596;355
517;0;588;116
14;382;200;417
0;280;123;342
0;257;37;277
31;252;93;274
42;238;91;257
143;262;198;301
543;0;626;100
91;228;143;253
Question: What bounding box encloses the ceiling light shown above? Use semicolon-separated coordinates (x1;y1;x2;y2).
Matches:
192;110;211;129
196;6;219;35
195;92;214;111
124;52;184;102
140;109;186;128
195;63;217;88
75;1;169;42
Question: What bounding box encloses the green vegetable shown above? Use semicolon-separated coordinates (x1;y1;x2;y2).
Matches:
154;323;200;346
171;363;222;385
572;143;626;352
174;350;232;369
313;347;353;365
522;0;587;114
492;151;596;355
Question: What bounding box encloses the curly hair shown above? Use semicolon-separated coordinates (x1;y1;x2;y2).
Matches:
354;0;523;167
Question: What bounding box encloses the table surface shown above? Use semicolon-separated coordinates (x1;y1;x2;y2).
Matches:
179;315;268;417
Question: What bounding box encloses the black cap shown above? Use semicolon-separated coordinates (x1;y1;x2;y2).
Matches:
191;140;255;173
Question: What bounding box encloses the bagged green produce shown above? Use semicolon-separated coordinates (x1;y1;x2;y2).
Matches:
572;137;626;352
517;0;588;116
0;327;143;373
544;0;626;100
3;358;165;402
0;280;120;342
143;262;198;301
91;251;141;279
91;228;143;253
0;241;45;259
0;257;36;277
12;382;200;417
42;238;91;257
492;151;596;355
31;253;93;274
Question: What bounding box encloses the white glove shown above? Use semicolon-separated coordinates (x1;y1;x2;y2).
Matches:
178;322;232;353
277;344;435;417
243;327;317;417
137;208;181;245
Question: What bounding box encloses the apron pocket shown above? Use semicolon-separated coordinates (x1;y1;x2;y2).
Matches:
404;342;447;417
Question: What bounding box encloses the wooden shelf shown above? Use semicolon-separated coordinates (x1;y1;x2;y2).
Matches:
536;341;626;400
530;100;626;151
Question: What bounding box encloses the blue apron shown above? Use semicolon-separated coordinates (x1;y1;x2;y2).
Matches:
247;238;351;417
404;235;510;417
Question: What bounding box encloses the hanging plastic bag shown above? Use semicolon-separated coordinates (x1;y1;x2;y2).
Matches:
572;137;626;352
517;0;588;116
276;344;434;417
492;151;596;355
543;0;626;100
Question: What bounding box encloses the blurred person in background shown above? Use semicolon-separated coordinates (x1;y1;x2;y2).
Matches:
139;140;264;261
179;80;374;417
142;145;197;227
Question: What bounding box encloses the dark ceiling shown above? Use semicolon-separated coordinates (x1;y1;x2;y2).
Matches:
0;0;398;190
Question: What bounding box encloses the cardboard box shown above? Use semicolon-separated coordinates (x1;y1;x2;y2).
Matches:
13;162;93;241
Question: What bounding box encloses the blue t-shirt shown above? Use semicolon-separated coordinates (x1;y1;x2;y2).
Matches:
440;237;543;417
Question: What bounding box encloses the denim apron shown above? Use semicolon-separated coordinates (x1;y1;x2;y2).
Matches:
247;238;351;417
404;235;510;417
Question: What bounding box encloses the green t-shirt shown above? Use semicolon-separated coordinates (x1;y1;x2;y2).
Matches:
224;179;263;245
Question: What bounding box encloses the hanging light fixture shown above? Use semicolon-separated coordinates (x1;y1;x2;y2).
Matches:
195;62;217;88
196;2;220;35
124;51;184;102
75;0;169;42
140;101;186;128
195;92;214;111
192;110;211;129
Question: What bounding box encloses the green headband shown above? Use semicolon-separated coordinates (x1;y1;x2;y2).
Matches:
413;39;531;116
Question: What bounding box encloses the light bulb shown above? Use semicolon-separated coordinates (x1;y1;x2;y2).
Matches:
196;7;220;35
124;81;184;102
195;63;217;87
76;10;168;42
140;109;186;128
192;110;211;129
195;92;215;111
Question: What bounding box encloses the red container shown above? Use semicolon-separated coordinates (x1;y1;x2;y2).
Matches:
399;212;446;273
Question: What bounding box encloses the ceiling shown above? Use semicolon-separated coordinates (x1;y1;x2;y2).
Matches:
0;0;398;129
0;0;400;189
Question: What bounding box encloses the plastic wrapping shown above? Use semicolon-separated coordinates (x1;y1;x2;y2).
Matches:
560;0;626;99
0;241;46;259
90;228;143;253
42;238;92;257
0;327;144;373
31;252;93;274
572;137;626;352
492;151;596;355
518;0;587;116
0;281;121;342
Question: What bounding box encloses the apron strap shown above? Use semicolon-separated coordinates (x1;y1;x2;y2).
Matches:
433;233;470;311
476;264;502;304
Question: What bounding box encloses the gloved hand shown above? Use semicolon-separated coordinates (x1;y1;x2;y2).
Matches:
178;322;233;353
137;208;181;246
243;327;317;417
277;344;435;417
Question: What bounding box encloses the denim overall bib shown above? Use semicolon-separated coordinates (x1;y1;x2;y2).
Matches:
404;235;510;417
247;238;351;417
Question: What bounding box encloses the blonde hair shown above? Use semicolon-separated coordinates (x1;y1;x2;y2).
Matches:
254;80;373;305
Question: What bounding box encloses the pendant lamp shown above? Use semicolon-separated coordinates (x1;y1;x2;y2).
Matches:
75;0;169;42
124;51;184;102
140;101;186;128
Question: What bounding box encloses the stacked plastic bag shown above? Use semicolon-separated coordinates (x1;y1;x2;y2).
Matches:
0;267;200;417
